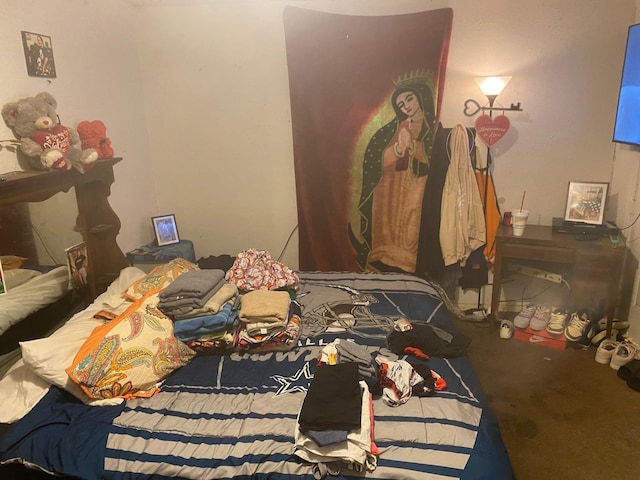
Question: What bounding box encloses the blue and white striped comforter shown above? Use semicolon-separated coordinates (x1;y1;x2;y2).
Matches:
0;271;512;479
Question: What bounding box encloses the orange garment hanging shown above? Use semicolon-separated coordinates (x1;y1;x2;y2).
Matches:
475;171;500;266
474;142;501;268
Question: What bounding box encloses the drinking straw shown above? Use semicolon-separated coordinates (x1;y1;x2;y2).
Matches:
520;191;526;211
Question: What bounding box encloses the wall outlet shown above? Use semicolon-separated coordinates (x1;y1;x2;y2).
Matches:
507;264;563;284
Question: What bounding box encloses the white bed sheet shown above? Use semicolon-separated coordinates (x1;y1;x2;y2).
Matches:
0;266;71;337
0;267;147;423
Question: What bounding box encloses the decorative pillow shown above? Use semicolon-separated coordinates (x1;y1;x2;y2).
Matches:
16;267;147;410
2;268;42;289
122;257;199;301
66;293;195;400
0;255;28;270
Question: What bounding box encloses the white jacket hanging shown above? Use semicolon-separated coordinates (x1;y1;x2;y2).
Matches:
439;124;486;266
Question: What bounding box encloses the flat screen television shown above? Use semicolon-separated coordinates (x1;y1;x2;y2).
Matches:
613;23;640;146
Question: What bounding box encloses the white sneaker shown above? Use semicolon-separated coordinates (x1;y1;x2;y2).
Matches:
610;342;637;370
546;308;568;335
595;339;618;365
565;311;590;341
499;320;514;339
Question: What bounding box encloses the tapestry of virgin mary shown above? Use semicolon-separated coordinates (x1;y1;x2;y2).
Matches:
284;7;454;275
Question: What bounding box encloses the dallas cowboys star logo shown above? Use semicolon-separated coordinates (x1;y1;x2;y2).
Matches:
271;362;313;397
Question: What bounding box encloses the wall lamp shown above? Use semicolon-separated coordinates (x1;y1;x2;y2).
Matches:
463;76;523;116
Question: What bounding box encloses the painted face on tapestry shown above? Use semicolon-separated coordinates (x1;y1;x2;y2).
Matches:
395;91;421;118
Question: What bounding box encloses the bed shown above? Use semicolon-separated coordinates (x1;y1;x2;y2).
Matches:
0;265;513;479
0;266;71;337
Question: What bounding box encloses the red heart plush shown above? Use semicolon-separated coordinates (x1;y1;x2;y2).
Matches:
475;114;510;147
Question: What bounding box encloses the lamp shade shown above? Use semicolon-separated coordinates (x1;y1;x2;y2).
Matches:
475;76;512;97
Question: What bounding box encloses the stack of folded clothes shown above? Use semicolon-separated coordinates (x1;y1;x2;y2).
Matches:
158;269;226;317
158;270;240;354
237;289;300;352
294;362;378;475
173;284;240;354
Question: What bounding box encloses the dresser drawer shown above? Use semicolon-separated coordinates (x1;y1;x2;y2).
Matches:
501;243;575;263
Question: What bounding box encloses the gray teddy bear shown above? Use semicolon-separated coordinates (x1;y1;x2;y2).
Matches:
1;91;98;172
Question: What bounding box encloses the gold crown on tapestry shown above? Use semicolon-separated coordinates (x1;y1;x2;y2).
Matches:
393;69;432;88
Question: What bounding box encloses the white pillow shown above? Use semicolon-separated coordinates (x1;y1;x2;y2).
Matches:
0;358;50;423
3;268;42;290
0;267;147;422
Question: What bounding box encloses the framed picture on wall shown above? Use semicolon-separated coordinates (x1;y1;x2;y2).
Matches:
564;181;609;225
21;31;57;78
152;214;180;246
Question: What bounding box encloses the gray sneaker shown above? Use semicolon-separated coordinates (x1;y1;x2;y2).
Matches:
513;304;536;329
529;305;552;330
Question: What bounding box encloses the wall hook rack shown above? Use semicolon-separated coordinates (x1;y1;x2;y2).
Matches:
463;98;523;117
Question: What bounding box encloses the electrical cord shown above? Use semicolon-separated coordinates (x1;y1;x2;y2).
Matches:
496;281;561;312
618;210;640;231
277;224;299;262
31;224;62;265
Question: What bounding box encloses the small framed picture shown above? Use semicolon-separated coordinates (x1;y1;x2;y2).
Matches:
564;181;609;225
21;31;57;78
0;260;6;295
152;214;180;246
65;242;89;290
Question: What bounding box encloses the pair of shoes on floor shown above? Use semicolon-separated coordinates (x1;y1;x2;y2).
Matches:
499;319;514;339
595;338;619;365
617;357;640;391
513;304;551;330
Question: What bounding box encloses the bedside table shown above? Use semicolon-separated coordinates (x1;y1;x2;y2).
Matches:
126;240;196;273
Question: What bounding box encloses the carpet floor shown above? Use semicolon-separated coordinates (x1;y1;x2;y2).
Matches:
453;317;640;480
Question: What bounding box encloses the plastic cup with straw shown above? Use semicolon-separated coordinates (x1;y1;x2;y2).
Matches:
512;191;529;236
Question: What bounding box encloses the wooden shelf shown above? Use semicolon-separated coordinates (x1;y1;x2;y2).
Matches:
0;158;122;204
0;158;129;300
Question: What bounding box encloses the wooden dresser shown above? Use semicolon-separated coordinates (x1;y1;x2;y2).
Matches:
490;224;637;335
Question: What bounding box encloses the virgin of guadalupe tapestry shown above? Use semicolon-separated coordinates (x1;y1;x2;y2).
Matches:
284;7;454;273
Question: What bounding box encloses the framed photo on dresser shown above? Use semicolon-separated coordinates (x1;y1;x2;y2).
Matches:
564;181;608;225
152;214;180;246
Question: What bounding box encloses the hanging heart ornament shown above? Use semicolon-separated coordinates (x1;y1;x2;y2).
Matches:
475;114;510;147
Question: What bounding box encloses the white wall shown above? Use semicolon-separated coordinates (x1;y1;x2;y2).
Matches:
0;0;156;259
2;0;639;325
133;0;635;272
